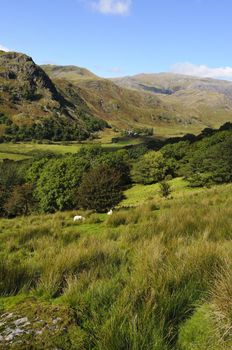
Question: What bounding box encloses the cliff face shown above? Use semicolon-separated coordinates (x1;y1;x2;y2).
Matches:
0;52;65;103
0;51;106;141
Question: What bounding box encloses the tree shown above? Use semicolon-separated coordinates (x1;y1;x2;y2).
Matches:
0;186;8;216
35;156;90;213
0;161;25;190
161;141;190;177
132;151;166;185
94;150;131;187
0;160;30;217
159;181;171;198
185;132;232;185
76;165;123;213
4;184;35;217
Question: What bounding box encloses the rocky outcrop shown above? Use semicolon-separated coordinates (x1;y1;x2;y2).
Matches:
0;51;107;140
0;301;76;349
0;51;68;105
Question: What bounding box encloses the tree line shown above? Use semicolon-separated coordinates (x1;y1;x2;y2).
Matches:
0;113;108;142
1;123;232;218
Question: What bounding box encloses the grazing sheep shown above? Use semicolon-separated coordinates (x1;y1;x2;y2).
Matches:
107;209;113;216
74;215;85;222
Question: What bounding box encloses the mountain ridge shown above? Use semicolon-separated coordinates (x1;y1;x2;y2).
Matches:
44;65;232;136
0;51;107;141
1;50;232;140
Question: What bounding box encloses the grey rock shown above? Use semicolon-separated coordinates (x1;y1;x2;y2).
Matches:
14;317;28;326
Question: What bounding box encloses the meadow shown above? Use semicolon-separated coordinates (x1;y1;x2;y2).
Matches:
120;177;205;207
0;180;231;349
0;137;142;161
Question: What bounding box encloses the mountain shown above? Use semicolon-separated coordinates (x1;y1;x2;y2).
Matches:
43;66;207;137
112;73;232;131
112;72;232;96
44;66;232;137
1;51;231;142
0;51;106;141
41;65;97;81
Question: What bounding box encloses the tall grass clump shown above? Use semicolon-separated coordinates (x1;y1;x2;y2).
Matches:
210;265;232;341
0;184;231;348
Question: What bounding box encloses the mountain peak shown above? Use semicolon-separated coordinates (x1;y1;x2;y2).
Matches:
0;51;107;141
42;64;97;81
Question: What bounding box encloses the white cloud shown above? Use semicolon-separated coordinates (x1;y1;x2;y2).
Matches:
109;66;122;73
91;0;131;15
0;44;10;52
171;63;232;80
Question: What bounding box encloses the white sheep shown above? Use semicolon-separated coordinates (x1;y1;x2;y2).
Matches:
73;215;85;222
107;209;113;216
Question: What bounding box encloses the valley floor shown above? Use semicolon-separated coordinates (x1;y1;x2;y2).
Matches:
0;138;142;162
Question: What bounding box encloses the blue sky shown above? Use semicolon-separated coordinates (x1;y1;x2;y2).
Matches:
1;0;232;78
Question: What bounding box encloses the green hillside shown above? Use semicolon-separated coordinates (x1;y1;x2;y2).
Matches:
0;181;231;349
42;64;97;80
43;66;184;136
1;52;232;141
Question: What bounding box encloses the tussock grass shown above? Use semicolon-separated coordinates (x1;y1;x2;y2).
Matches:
0;184;231;348
210;266;232;341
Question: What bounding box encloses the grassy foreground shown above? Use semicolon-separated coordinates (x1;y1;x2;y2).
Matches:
0;183;231;349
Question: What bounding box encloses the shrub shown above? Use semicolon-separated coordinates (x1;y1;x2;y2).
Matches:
159;181;171;198
4;183;35;217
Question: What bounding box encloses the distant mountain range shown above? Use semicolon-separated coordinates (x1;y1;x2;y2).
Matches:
44;66;232;136
111;73;232;132
1;50;232;141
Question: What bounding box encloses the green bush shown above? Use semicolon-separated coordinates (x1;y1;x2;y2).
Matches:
132;151;167;184
76;165;124;213
159;181;171;198
35;156;90;212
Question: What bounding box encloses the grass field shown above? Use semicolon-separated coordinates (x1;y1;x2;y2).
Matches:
0;142;83;156
0;152;30;161
120;177;205;207
0;138;142;161
0;181;231;349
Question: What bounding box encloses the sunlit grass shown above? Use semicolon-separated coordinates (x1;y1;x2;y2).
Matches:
0;183;231;349
120;177;205;207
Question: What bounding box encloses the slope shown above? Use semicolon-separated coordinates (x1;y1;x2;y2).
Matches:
0;51;106;141
43;66;209;137
112;73;232;130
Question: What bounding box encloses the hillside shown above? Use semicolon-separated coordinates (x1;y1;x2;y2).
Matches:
1;52;232;141
42;64;97;81
0;122;231;349
43;65;177;134
112;73;232;96
112;73;232;131
43;65;232;137
0;182;231;349
43;66;205;136
0;51;106;141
